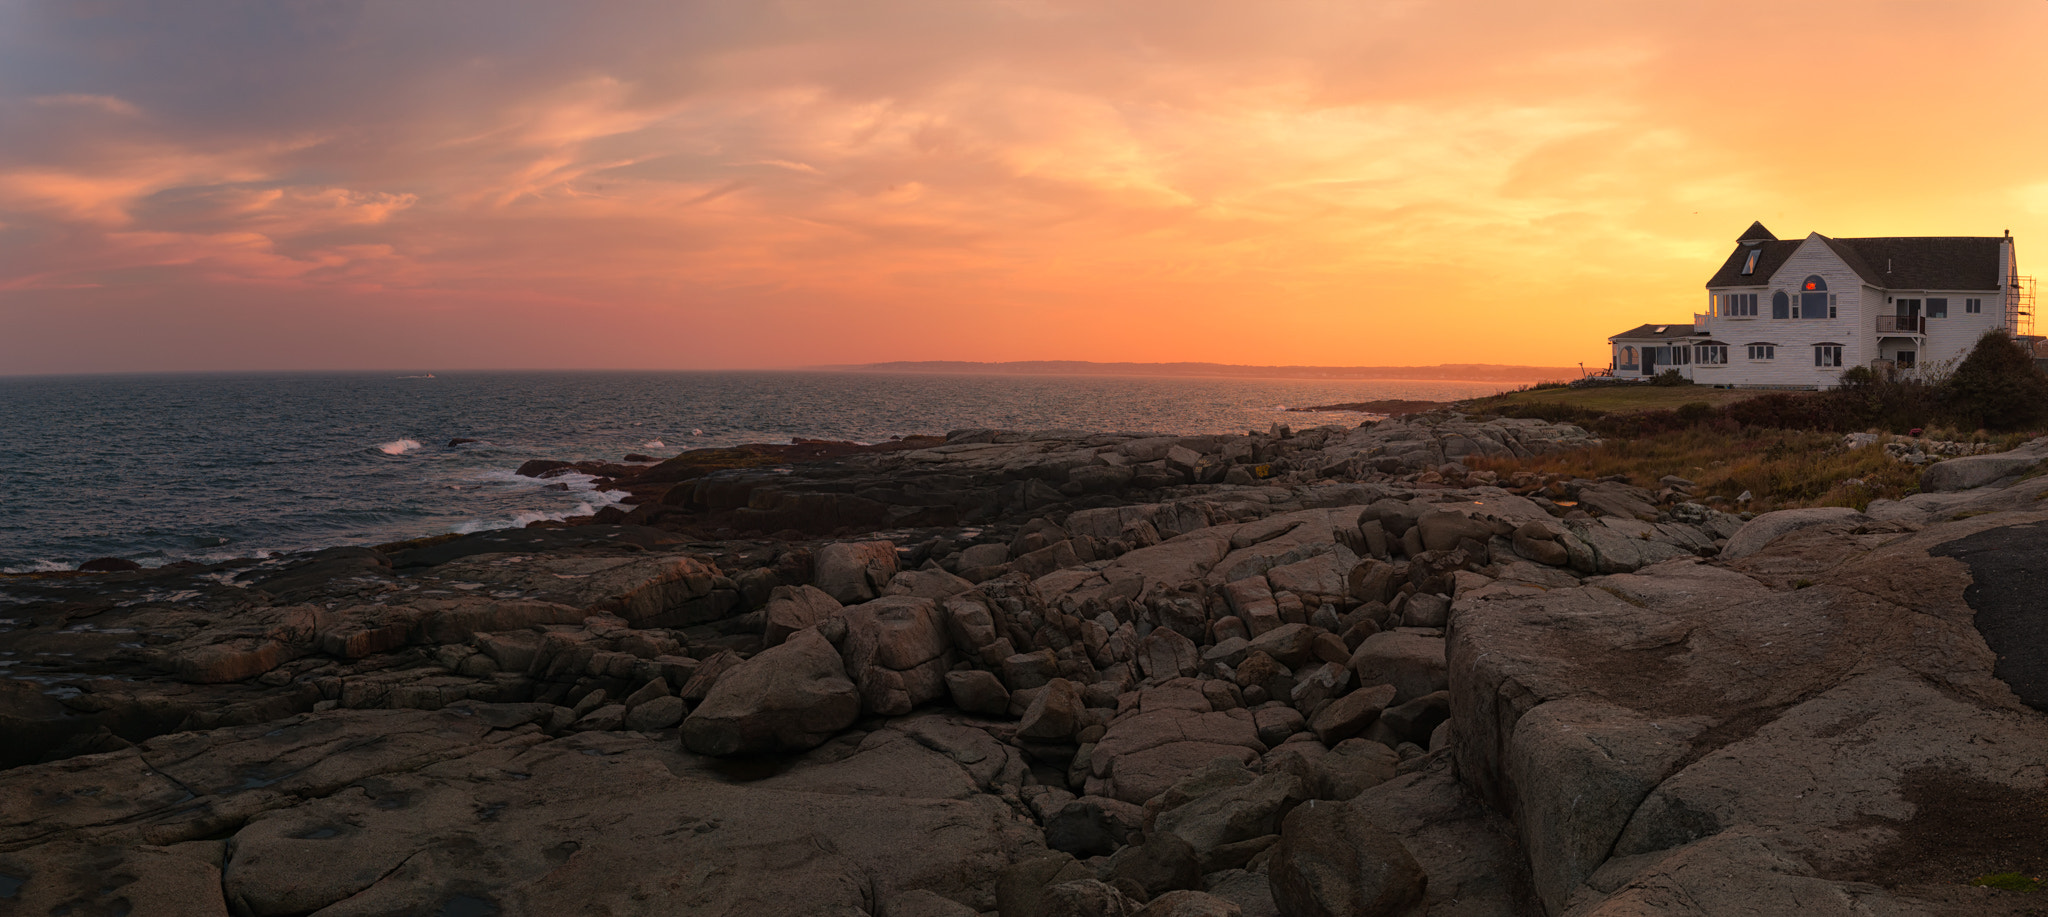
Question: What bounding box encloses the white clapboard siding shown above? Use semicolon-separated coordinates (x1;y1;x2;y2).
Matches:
1697;234;2009;389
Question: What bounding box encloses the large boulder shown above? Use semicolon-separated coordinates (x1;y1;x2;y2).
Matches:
761;584;844;647
840;595;955;715
814;541;900;603
1719;507;1869;560
1151;766;1308;872
1268;800;1426;917
1347;632;1446;705
1920;452;2044;492
682;628;861;756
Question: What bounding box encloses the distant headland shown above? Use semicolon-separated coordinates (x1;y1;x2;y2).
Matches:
818;360;1579;382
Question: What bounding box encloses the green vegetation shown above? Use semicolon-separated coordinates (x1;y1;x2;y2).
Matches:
1970;872;2043;892
1943;328;2048;431
1461;383;1760;415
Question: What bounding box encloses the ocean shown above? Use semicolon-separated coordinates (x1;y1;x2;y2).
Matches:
0;370;1524;572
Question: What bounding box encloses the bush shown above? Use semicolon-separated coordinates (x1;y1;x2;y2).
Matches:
1829;363;1937;432
1940;329;2048;431
1650;369;1688;387
1724;392;1845;431
1675;402;1716;425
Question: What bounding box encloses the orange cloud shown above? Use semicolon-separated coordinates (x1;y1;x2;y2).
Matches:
4;1;2048;374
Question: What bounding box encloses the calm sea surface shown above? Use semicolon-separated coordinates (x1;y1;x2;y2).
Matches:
0;371;1524;572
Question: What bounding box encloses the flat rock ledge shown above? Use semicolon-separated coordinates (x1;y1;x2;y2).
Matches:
1;417;2045;916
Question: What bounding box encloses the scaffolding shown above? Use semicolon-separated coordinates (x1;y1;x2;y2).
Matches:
2008;274;2035;338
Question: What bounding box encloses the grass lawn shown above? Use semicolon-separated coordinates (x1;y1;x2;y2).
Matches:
1460;384;1766;414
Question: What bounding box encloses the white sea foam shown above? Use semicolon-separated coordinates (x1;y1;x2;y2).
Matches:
1;559;75;574
644;439;664;448
449;486;630;535
379;439;422;455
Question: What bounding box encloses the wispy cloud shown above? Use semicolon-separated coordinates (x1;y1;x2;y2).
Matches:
4;0;2047;373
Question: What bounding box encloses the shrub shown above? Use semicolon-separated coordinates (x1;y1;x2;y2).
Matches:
1675;402;1715;425
1650;369;1688;387
1829;363;1937;432
1725;392;1845;431
1940;329;2048;431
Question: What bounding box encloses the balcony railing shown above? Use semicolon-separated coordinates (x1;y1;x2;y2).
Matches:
1876;315;1925;334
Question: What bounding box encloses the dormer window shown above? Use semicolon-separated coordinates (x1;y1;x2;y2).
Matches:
1742;249;1761;275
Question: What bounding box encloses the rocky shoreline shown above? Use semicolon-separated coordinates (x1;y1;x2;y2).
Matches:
3;413;2046;915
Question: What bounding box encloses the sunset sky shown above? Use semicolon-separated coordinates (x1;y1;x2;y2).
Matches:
4;1;2048;375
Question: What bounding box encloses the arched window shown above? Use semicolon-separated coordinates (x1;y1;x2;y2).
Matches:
1772;290;1790;319
1800;275;1829;320
1622;346;1637;367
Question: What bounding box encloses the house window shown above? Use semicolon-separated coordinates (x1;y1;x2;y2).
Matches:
1815;344;1843;367
1695;344;1729;364
1743;249;1762;275
1718;293;1757;317
1967;298;1983;314
1898;351;1916;368
1747;344;1775;360
1622;346;1637;367
1829;294;1838;318
1801;275;1828;320
1928;298;1948;318
1772;291;1790;319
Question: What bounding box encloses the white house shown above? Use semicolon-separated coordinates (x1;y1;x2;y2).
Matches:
1609;222;2034;388
1607;322;1702;381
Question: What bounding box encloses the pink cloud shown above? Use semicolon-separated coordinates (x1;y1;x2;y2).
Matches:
4;1;2048;374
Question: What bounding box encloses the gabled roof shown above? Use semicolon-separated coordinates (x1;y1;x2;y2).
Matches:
1705;239;1802;288
1609;323;1703;342
1738;221;1777;242
1830;236;2005;291
1706;228;2006;291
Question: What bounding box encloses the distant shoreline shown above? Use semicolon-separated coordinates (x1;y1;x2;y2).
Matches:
818;360;1578;383
1286;399;1452;415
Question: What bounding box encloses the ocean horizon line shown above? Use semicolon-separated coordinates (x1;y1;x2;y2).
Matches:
0;362;1584;383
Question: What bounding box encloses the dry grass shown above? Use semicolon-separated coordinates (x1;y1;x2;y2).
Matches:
1466;427;1935;513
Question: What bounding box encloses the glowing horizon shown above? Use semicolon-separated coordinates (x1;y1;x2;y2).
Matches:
4;1;2047;376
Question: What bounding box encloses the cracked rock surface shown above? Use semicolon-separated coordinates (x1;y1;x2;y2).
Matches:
2;417;2045;915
